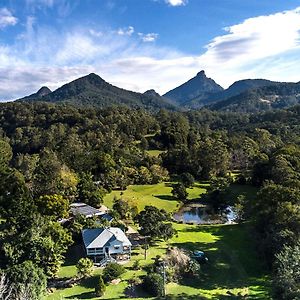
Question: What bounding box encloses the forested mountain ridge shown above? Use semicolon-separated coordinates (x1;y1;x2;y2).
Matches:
16;71;300;113
210;81;300;112
18;73;176;111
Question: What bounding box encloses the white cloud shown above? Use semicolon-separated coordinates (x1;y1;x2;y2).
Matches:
196;6;300;87
138;33;159;42
89;29;103;37
165;0;188;7
0;8;18;29
1;6;300;101
117;26;134;36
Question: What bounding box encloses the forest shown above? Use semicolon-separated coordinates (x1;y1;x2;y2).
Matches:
0;101;299;299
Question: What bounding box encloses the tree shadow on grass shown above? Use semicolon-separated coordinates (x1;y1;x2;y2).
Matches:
65;291;96;299
154;195;178;201
158;294;206;300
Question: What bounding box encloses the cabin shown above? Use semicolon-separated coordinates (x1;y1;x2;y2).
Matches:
82;227;132;265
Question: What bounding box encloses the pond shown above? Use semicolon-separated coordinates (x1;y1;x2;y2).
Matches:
173;203;236;225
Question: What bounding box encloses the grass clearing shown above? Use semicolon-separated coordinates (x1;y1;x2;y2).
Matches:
146;149;166;157
103;182;208;213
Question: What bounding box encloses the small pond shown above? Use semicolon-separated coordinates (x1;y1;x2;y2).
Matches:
173;203;236;225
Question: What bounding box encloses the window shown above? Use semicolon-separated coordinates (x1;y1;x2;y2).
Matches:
114;245;120;249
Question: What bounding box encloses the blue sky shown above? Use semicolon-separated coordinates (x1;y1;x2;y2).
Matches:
1;0;300;100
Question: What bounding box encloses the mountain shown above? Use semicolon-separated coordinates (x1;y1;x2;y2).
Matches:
18;73;176;111
20;86;52;101
163;70;224;106
209;82;300;113
183;78;282;109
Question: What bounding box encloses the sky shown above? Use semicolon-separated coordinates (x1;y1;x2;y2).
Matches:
1;0;300;100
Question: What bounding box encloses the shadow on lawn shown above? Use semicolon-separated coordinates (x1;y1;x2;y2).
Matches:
63;244;86;266
65;291;96;299
172;224;271;298
154;195;177;201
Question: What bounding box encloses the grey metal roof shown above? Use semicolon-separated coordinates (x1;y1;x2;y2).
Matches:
70;203;104;217
82;227;132;249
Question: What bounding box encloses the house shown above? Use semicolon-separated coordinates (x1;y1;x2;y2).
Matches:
70;202;113;222
82;227;132;265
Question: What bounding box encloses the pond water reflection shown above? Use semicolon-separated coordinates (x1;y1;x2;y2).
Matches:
173;203;236;225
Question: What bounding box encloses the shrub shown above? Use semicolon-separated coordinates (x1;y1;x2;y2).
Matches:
95;275;106;297
103;262;125;283
76;258;94;278
132;259;141;270
143;273;164;297
180;172;195;188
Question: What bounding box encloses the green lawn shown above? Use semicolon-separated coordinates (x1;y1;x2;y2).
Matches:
103;182;208;213
46;183;269;299
46;223;270;300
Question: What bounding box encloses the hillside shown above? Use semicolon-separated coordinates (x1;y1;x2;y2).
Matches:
20;86;52;101
209;82;300;113
163;70;224;106
18;73;176;111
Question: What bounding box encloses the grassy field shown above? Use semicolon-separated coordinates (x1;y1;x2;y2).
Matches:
46;222;270;300
103;182;209;213
46;182;269;299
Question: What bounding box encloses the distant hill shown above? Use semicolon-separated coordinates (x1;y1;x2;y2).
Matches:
20;86;52;101
18;73;176;111
163;72;283;109
209;82;300;113
183;78;282;108
163;70;224;106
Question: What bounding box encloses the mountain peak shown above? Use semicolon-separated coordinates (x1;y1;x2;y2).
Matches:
37;86;51;97
163;71;223;105
143;89;161;97
197;70;206;77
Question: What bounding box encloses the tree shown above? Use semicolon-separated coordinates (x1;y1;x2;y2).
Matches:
150;164;169;184
158;223;176;241
205;177;231;213
102;262;125;283
2;217;73;278
143;273;164;297
166;248;200;281
95;275;106;297
6;261;47;300
172;183;188;201
233;194;246;222
112;198;137;220
32;148;62;197
134;206;175;241
180;172;195;188
77;172;106;207
35;194;69;219
76;258;94;278
273;241;300;300
254;182;300;266
0;140;12;168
